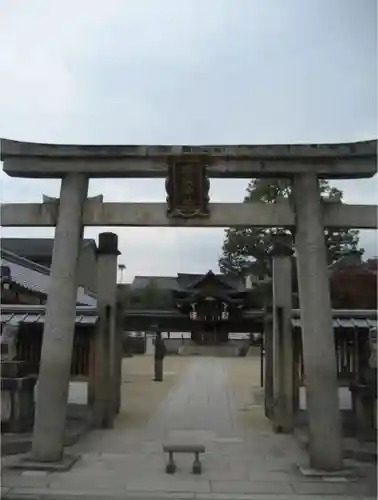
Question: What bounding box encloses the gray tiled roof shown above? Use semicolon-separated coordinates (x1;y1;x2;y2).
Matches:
177;272;244;291
0;249;96;306
1;238;96;260
130;272;245;292
130;276;179;290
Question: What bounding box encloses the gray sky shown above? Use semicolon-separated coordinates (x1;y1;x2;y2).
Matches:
0;0;377;282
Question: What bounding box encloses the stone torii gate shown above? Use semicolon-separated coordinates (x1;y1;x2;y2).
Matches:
1;138;377;472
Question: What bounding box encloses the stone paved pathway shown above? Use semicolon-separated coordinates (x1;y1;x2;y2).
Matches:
2;357;376;499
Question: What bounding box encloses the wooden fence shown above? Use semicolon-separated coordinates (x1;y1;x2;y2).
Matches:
295;327;371;386
16;324;92;378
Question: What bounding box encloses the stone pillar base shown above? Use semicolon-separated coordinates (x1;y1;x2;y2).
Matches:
297;464;362;479
7;452;79;472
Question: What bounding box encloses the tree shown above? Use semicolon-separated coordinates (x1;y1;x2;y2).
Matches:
129;279;173;309
330;265;377;309
219;178;363;279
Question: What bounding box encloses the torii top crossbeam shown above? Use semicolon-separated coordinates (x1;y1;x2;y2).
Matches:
1;138;377;179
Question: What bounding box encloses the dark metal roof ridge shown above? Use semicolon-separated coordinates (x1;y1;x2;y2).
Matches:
123;309;185;317
0;304;97;314
1;248;97;302
0;248;51;275
1;237;97;256
291;308;377;318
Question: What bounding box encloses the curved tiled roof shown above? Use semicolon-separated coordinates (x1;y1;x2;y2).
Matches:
1;238;96;258
130;272;245;292
0;249;96;306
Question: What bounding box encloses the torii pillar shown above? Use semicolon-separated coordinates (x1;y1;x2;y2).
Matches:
32;173;88;463
268;235;295;433
293;173;343;471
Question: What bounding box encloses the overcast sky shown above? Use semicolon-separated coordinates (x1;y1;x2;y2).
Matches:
0;0;377;282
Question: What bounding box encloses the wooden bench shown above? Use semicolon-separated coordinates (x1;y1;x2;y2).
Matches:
162;443;206;474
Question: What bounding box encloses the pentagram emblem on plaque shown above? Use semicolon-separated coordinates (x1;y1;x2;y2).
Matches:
165;156;210;218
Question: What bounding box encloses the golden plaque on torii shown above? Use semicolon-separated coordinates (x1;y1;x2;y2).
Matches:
165;156;210;218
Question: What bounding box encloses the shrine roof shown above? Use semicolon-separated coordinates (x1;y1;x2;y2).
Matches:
130;276;179;291
130;271;245;292
177;271;244;291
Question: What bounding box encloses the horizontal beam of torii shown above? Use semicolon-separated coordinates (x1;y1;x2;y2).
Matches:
1;138;377;179
1;200;376;229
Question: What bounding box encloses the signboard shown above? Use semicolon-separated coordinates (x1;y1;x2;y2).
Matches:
165;156;210;218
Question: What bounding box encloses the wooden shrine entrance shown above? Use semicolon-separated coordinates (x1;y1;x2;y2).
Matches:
174;270;251;345
122;269;263;345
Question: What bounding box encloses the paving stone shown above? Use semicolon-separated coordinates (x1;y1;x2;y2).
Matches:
210;480;294;494
20;471;48;477
1;486;10;497
291;479;374;495
5;488;124;499
204;470;250;481
1;471;50;489
126;477;211;493
6;491;197;500
3;358;376;499
48;474;126;492
196;496;356;500
4;491;360;500
247;471;297;481
321;476;349;482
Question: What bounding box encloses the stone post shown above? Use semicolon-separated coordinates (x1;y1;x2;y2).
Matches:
87;335;96;407
154;331;166;382
32;173;88;462
92;232;120;428
264;303;274;419
292;173;343;471
292;332;301;416
113;303;123;415
268;234;294;433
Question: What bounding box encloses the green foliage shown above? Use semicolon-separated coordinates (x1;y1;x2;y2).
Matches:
129;279;173;309
219;178;362;278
